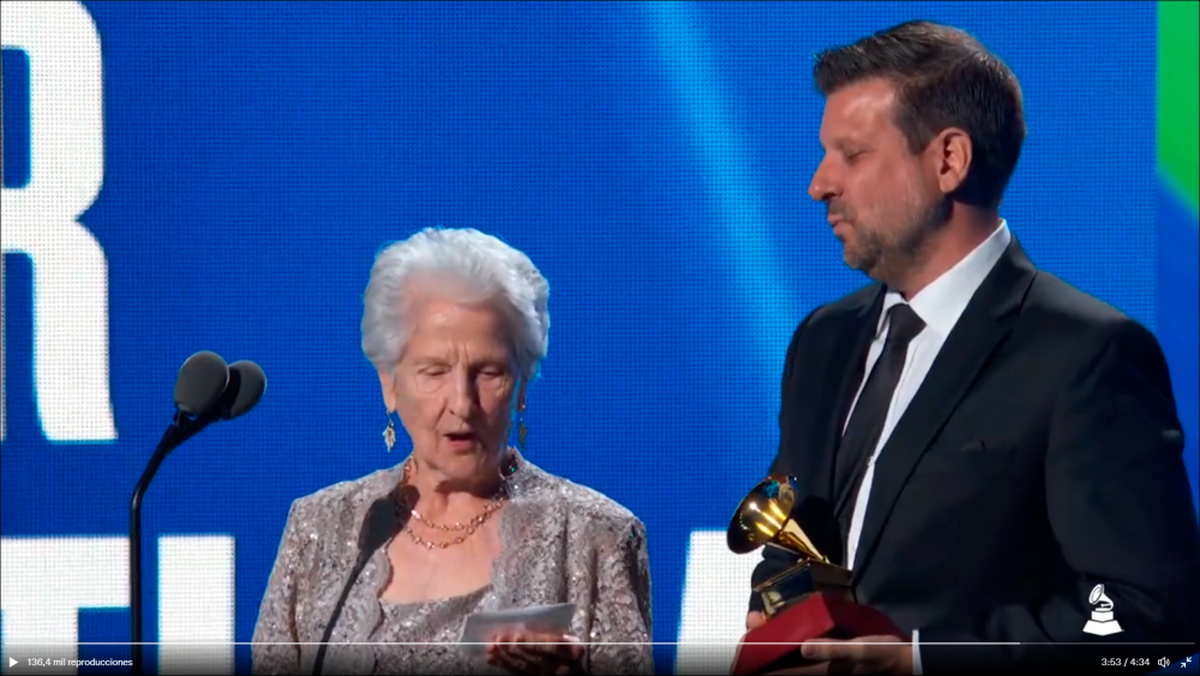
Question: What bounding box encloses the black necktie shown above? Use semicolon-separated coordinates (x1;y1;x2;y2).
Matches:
834;303;926;539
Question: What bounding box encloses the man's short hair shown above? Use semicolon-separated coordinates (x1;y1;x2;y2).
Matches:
814;20;1026;211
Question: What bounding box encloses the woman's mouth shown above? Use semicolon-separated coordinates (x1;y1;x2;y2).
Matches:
445;431;479;449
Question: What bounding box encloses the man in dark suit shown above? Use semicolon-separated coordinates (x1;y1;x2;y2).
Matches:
744;20;1200;674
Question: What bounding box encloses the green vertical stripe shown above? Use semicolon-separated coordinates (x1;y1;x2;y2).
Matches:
1159;1;1200;210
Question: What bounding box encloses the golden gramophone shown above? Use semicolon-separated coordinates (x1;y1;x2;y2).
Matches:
726;474;901;675
728;474;852;615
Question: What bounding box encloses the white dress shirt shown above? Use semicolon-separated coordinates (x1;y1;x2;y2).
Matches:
839;220;1012;674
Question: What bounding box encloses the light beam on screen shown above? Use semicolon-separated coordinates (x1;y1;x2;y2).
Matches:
642;3;798;659
0;0;116;443
675;530;762;675
158;536;235;675
642;1;798;384
0;536;128;673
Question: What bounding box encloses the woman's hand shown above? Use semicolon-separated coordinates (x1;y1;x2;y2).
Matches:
485;629;585;675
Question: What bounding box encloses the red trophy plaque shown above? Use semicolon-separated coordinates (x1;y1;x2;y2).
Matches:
727;475;902;675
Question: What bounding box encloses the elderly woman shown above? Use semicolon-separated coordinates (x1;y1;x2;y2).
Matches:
251;228;653;675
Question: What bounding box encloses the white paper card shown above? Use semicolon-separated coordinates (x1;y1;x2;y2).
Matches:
458;603;577;657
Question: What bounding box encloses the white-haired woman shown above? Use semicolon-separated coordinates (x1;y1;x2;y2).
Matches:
252;228;653;675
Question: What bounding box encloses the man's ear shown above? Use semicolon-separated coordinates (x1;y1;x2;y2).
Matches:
930;127;972;195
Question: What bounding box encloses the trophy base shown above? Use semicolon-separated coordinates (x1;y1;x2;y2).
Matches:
731;591;902;676
756;559;853;616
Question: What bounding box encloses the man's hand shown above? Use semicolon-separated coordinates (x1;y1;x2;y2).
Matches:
762;635;913;675
746;612;767;631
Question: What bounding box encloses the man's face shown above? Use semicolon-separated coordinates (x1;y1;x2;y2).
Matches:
809;78;948;287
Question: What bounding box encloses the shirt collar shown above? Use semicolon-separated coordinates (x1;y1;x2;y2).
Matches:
877;219;1012;338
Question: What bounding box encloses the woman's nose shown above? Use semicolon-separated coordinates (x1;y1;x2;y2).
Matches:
447;374;479;418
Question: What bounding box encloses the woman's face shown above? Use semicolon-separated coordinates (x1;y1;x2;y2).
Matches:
380;294;520;480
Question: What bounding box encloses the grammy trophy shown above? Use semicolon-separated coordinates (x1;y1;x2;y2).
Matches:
727;474;902;675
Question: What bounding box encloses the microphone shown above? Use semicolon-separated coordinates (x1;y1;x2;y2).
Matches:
129;352;268;675
313;490;411;676
220;360;268;420
175;350;230;416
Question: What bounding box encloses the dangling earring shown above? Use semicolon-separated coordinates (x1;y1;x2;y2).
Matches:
383;412;397;452
516;402;527;455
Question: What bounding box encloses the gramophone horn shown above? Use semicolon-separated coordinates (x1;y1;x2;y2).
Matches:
727;474;829;563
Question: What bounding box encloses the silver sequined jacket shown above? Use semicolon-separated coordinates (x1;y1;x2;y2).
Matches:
251;451;654;674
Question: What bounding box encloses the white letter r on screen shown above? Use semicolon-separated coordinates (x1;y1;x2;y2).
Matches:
1;1;117;443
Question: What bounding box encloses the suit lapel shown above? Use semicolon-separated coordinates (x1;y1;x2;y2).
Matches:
815;288;886;505
849;240;1036;583
773;288;882;567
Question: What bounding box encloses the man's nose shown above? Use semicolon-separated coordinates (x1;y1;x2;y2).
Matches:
808;159;838;202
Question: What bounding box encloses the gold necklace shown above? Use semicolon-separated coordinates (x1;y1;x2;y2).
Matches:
400;456;510;550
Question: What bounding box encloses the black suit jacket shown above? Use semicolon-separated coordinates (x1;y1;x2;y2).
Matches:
754;238;1200;673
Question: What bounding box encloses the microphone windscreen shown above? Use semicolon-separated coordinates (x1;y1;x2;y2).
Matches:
174;351;229;415
358;497;402;554
222;360;267;420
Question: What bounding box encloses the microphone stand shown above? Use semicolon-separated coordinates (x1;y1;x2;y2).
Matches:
312;495;409;676
311;553;374;676
129;408;216;675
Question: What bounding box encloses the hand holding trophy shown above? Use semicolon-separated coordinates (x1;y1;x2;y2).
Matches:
727;474;902;675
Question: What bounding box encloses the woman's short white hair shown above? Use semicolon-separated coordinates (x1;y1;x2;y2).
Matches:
361;227;550;381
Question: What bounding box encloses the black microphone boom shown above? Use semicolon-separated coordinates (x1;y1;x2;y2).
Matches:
312;495;408;676
129;352;267;675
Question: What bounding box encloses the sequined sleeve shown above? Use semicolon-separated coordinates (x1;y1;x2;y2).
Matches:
251;499;308;675
585;515;654;675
